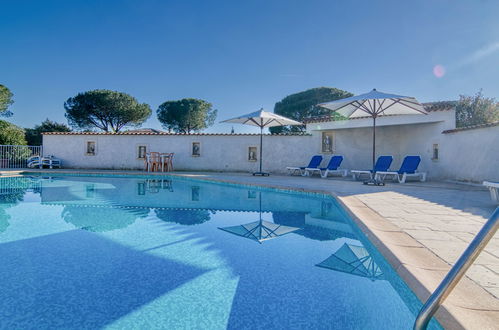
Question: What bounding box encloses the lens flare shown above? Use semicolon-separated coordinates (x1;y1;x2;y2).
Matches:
433;64;445;78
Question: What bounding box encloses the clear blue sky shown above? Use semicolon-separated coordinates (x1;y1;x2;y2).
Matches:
1;0;498;133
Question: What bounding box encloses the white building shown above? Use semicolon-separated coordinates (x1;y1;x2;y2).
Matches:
304;101;499;182
42;102;499;182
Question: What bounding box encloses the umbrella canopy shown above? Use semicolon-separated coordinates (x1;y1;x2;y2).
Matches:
219;219;299;243
221;108;303;128
318;89;427;182
221;108;302;175
218;191;300;243
318;89;427;118
316;242;384;281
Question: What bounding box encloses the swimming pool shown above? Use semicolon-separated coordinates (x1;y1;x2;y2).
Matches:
0;174;440;329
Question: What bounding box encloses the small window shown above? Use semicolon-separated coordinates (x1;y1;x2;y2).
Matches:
86;141;96;156
432;144;439;160
247;190;257;199
85;184;95;198
137;146;147;159
192;142;200;157
321;201;333;217
191;186;200;201
137;182;146;195
248;147;257;162
322;131;334;153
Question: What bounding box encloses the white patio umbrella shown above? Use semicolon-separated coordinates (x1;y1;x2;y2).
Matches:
221;108;302;176
318;89;427;184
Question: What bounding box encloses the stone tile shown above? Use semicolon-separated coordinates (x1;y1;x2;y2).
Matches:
466;265;499;294
427;223;482;233
485;264;499;275
484;286;499;300
387;244;450;270
405;229;458;241
397;264;499;311
387;220;432;231
370;229;424;248
475;251;499;266
449;231;476;243
437;306;499;330
417;239;468;263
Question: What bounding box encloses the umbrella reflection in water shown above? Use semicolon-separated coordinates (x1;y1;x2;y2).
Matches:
316;242;384;281
218;191;299;243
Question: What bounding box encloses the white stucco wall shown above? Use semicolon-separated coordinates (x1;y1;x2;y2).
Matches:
306;109;498;182
307;111;456;178
42;109;498;182
42;134;316;173
439;125;499;182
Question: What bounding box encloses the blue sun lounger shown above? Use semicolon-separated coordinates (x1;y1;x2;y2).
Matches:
374;156;426;183
305;155;347;178
28;155;62;169
351;156;393;181
286;155;323;176
483;181;499;204
42;155;62;169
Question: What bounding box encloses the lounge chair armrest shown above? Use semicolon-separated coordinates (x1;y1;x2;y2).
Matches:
374;171;397;175
484;181;499;188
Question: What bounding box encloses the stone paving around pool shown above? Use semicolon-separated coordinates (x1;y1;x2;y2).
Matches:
355;191;499;296
4;169;499;328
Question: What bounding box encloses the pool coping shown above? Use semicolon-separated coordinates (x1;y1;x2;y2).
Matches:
4;169;498;328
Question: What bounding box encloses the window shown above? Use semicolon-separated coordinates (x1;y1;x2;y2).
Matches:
321;131;334;153
137;145;147;159
86;141;96;156
191;186;200;201
321;201;333;217
85;184;95;198
137;182;146;195
432;144;439;160
192;142;200;157
248;147;257;162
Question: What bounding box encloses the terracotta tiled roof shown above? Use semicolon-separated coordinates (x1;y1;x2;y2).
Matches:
442;120;499;134
42;131;310;136
303;101;457;124
124;128;165;134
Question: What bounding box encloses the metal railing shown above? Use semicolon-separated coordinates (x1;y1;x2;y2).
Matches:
0;145;43;169
414;207;499;329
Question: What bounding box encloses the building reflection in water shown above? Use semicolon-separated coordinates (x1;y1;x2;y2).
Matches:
138;179;174;195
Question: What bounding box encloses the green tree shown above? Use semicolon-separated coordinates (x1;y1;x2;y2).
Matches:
64;89;152;132
0;84;14;117
456;90;499;128
0;120;27;145
270;87;353;134
157;98;217;133
25;119;72;145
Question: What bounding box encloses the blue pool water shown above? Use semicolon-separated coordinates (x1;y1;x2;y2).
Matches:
0;174;441;329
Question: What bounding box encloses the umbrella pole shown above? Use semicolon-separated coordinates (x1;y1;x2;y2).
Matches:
372;116;376;170
259;126;263;173
253;126;269;176
363;115;384;186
